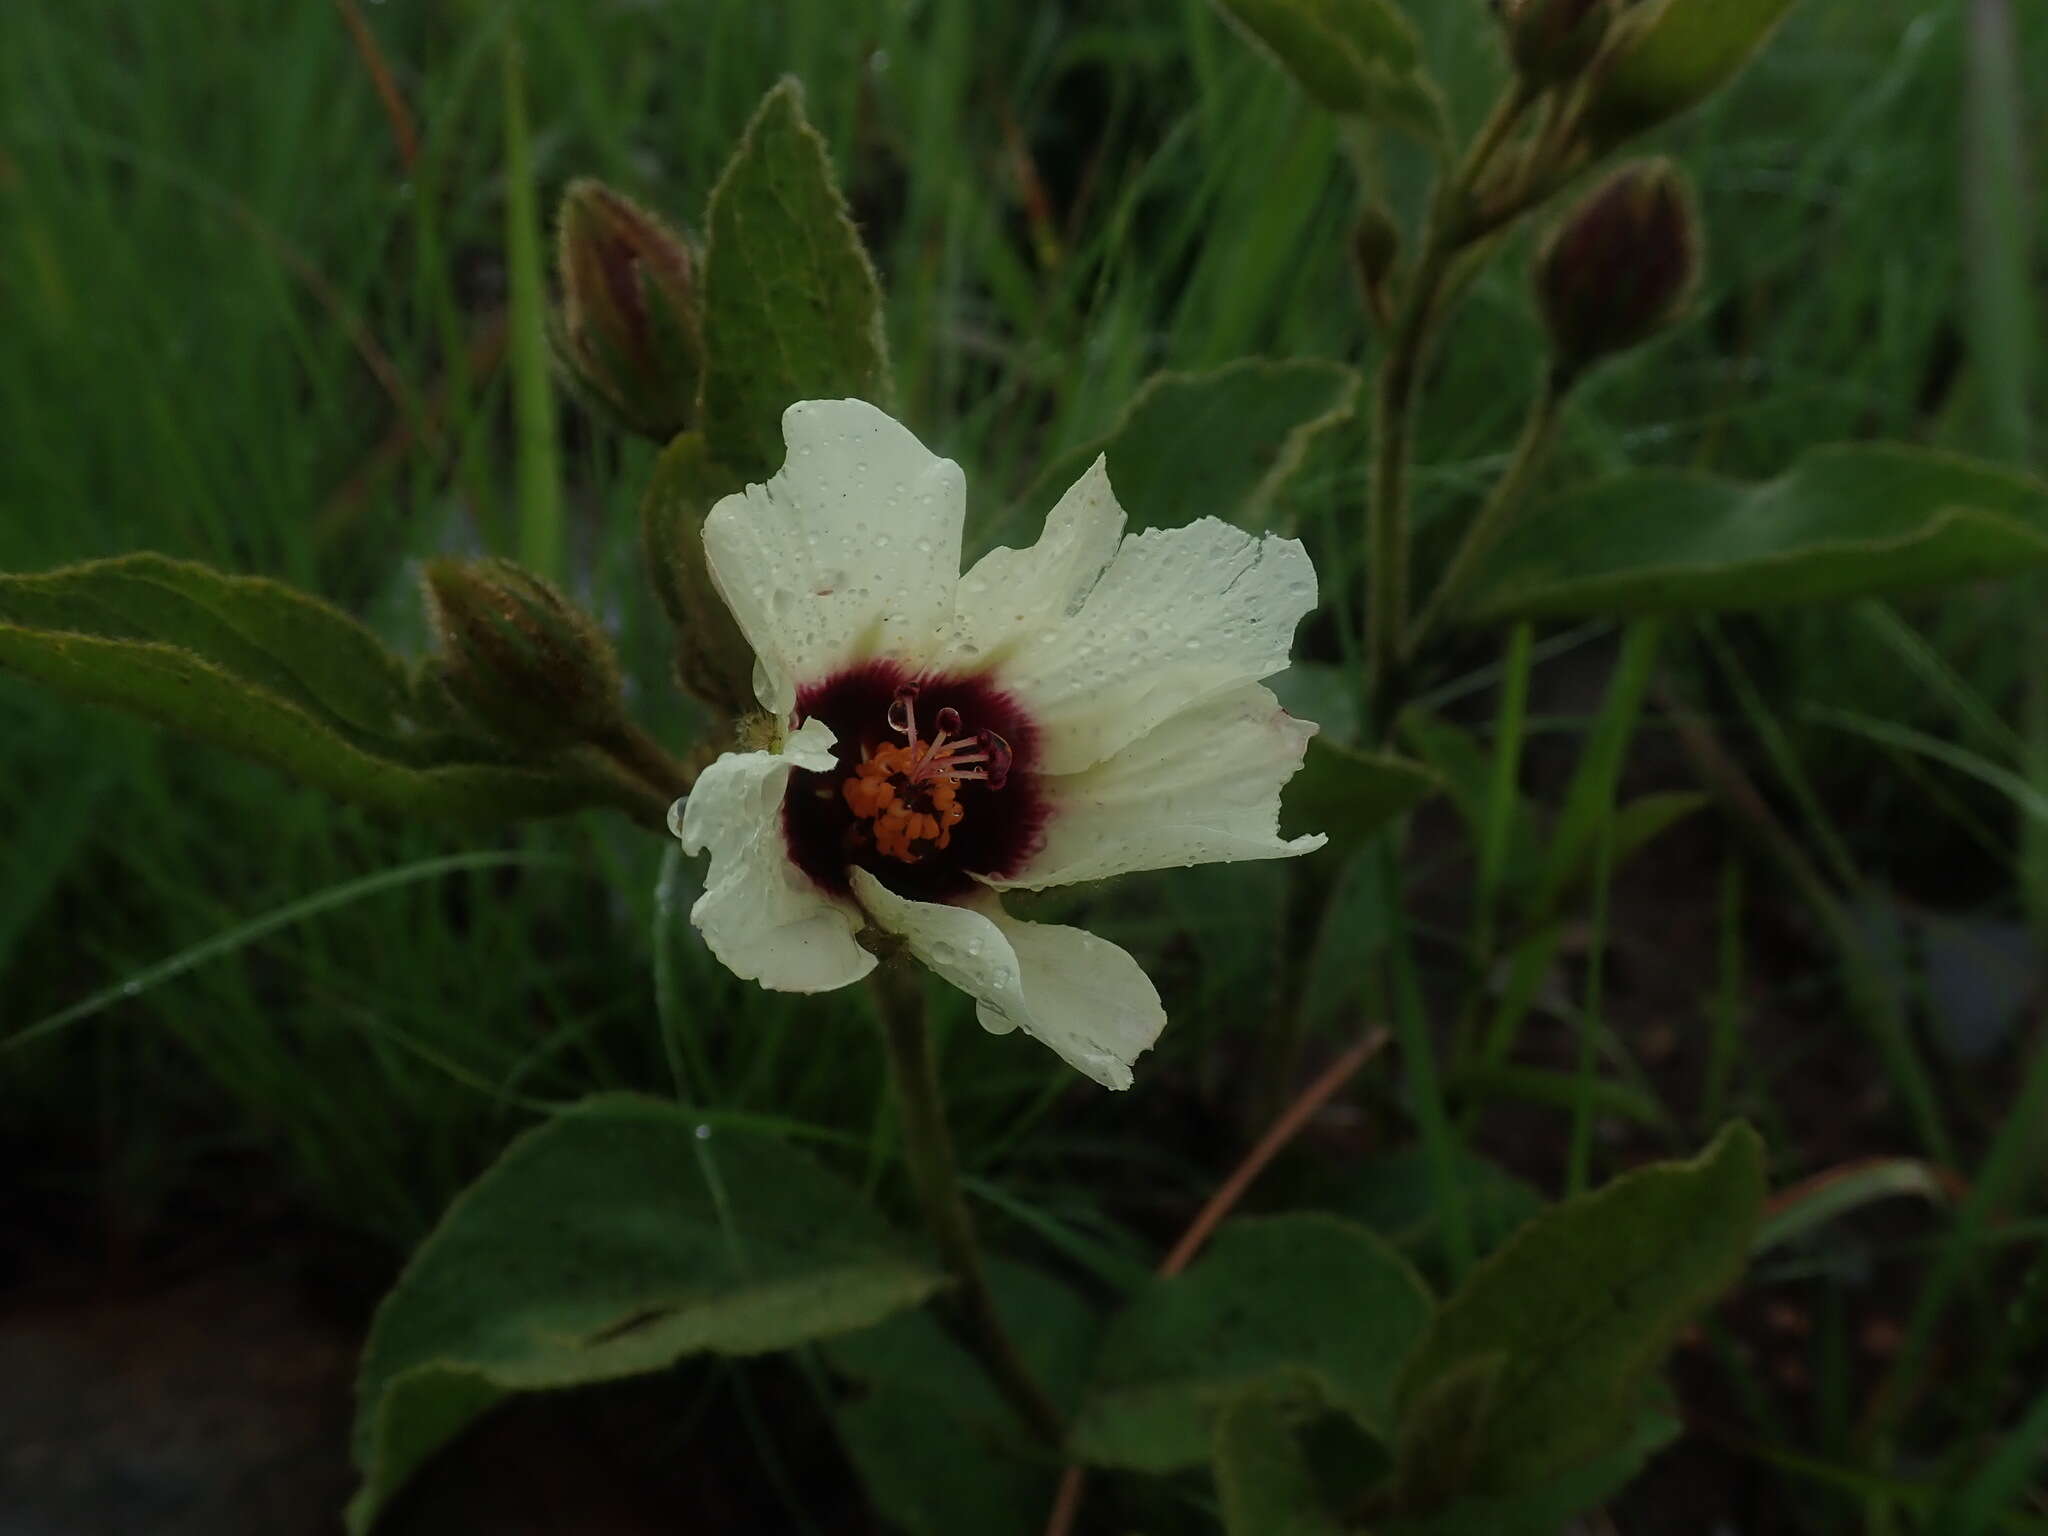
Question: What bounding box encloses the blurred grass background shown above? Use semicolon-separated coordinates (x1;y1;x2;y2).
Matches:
2;0;2044;1530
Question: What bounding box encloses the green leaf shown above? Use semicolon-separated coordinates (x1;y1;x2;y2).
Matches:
1071;1214;1434;1472
1283;736;1442;861
1457;445;2048;622
1214;0;1447;144
0;552;657;826
700;77;890;481
828;1261;1099;1536
0;552;410;746
1393;1123;1764;1501
1588;0;1799;144
1385;1403;1680;1534
1016;359;1360;538
1390;1353;1507;1516
1214;1395;1346;1536
348;1095;943;1533
0;623;642;825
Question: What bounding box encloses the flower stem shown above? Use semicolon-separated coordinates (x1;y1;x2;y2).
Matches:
1365;79;1539;733
1406;368;1570;656
872;966;1065;1448
596;718;694;803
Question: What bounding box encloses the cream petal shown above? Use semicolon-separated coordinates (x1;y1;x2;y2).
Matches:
986;682;1326;891
673;719;873;993
847;866;1026;1018
931;454;1124;674
978;903;1165;1092
991;516;1319;773
849;870;1164;1090
702;399;966;714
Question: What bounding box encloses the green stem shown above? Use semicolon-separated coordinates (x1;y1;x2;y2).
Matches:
1366;81;1538;731
873;967;1065;1447
1366;239;1448;713
598;718;694;804
1407;370;1569;655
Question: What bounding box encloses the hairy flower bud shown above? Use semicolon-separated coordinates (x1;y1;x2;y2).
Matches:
421;557;625;750
553;179;703;443
1534;159;1700;379
640;432;759;720
1500;0;1612;83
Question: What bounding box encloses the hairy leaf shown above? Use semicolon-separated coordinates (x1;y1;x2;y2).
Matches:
349;1097;942;1533
700;77;890;480
0;552;409;746
1458;446;2048;622
0;625;640;824
828;1261;1099;1536
1393;1123;1764;1497
1214;1395;1346;1536
1072;1214;1433;1472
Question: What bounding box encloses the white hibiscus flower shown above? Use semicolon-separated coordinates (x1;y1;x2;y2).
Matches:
670;399;1326;1089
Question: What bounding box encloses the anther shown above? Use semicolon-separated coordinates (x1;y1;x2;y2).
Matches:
979;730;1012;791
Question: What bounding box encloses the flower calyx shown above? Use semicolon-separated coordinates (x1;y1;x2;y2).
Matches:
420;556;625;751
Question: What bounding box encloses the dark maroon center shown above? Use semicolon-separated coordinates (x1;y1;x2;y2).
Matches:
783;660;1047;905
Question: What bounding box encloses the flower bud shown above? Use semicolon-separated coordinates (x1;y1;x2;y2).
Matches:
1500;0;1612;83
1534;159;1700;379
553;178;703;443
640;433;758;720
420;557;625;750
1583;0;1796;147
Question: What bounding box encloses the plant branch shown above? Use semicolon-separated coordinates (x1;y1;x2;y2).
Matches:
873;965;1065;1448
1366;79;1539;731
596;717;694;804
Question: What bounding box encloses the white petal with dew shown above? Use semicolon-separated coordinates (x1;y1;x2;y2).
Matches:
849;870;1165;1090
932;454;1124;674
672;719;872;993
991;514;1319;773
987;681;1326;890
703;400;966;714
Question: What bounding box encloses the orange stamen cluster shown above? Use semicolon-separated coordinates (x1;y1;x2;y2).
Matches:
842;688;1008;864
